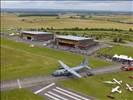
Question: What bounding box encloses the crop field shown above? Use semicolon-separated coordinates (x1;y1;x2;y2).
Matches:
91;15;133;24
97;45;133;57
59;71;133;99
1;89;44;100
1;13;132;32
1;38;112;81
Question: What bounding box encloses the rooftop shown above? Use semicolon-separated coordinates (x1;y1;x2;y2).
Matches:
56;35;92;41
21;31;52;35
113;54;133;61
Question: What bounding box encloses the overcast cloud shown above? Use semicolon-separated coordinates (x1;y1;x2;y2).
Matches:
1;1;133;12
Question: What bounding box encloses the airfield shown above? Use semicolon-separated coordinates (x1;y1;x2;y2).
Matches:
1;37;133;100
1;12;133;100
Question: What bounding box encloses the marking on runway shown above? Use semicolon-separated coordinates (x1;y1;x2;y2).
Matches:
48;91;68;100
44;93;61;100
56;87;90;100
34;83;55;94
53;88;81;100
17;79;22;89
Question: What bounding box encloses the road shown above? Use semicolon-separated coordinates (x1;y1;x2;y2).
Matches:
1;64;121;91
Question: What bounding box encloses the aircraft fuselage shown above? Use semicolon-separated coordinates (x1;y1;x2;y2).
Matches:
52;65;82;76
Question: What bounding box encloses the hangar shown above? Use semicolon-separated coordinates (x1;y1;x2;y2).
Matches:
20;31;54;41
55;35;97;49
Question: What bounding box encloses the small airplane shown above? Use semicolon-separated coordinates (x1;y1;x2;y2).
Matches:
9;33;15;36
126;83;133;92
104;78;122;85
29;44;34;47
52;57;91;78
112;78;122;85
111;86;122;93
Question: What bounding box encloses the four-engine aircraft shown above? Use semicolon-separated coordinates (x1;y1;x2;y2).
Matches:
52;57;91;78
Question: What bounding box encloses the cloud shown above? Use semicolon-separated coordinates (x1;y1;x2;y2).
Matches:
1;1;132;12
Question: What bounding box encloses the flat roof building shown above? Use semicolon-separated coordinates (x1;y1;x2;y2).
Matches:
20;31;54;41
55;35;97;49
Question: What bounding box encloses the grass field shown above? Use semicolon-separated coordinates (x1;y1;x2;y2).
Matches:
97;45;133;57
91;15;133;24
1;89;44;100
52;30;133;42
1;38;112;81
59;71;133;100
1;13;132;31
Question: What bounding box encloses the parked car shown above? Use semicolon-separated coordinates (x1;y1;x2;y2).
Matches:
121;66;133;71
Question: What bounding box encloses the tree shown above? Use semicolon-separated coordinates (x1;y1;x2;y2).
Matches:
56;16;60;19
113;37;123;43
89;15;92;19
129;28;133;32
80;15;85;19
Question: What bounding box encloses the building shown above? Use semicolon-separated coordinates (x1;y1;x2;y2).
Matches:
55;35;97;49
112;54;133;63
20;31;54;41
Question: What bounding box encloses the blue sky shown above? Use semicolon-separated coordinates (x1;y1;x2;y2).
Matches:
1;1;133;12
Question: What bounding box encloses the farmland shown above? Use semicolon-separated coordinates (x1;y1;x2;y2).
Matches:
59;71;133;99
1;13;133;43
1;38;112;81
1;13;132;32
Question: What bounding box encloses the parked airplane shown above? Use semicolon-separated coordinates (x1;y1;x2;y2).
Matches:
112;78;122;85
104;78;122;85
111;86;122;93
126;84;133;92
9;33;15;36
52;57;91;78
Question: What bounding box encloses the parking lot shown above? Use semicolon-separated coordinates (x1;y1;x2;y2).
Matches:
30;83;92;100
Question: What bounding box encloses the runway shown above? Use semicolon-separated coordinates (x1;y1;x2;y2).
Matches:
30;83;92;100
1;64;121;91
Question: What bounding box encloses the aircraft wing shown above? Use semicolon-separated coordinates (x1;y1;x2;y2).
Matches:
68;69;82;78
58;60;70;70
58;60;82;78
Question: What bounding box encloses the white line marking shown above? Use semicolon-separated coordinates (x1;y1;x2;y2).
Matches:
17;79;22;89
34;83;55;94
48;91;68;100
56;87;90;100
53;89;81;100
44;93;61;100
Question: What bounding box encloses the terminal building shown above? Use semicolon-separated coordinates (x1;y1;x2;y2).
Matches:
20;31;54;41
55;35;97;49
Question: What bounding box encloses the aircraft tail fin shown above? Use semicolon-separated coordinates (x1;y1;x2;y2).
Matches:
80;57;91;69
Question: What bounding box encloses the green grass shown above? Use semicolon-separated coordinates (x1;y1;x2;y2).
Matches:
97;45;133;57
59;71;133;100
1;38;112;81
1;89;44;100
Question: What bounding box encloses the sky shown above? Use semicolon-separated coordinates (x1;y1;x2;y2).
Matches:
1;0;133;12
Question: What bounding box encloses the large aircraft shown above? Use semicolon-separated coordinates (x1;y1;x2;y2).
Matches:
52;57;91;78
111;86;122;93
